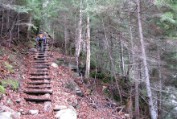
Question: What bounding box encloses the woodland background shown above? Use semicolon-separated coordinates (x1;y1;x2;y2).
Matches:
1;0;177;119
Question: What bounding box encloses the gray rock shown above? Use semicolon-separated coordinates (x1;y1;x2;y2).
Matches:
44;101;52;112
55;106;77;119
29;110;39;115
0;105;20;119
0;112;12;119
29;48;37;53
51;63;58;68
16;99;21;103
73;73;80;77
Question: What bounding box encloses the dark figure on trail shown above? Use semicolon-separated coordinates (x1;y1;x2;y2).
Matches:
36;32;46;51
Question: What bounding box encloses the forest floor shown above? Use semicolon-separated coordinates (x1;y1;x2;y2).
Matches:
0;45;129;119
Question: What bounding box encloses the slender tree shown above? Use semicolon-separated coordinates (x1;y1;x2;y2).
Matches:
136;0;157;118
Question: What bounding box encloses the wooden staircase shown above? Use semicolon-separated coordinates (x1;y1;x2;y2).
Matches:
23;44;52;103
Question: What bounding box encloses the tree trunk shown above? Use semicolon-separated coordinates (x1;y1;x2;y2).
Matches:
1;9;4;37
17;13;20;39
85;13;91;78
27;15;32;39
119;35;125;76
6;9;10;30
75;0;83;72
64;15;69;55
129;17;140;119
136;0;157;119
157;48;162;119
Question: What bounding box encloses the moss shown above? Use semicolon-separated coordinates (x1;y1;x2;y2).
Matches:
4;61;14;73
0;85;5;94
1;79;19;91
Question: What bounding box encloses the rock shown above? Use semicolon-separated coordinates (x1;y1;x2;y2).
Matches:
12;112;21;119
0;105;14;113
16;99;21;103
7;99;13;105
0;112;12;119
44;101;52;112
53;105;67;111
55;106;77;119
73;73;80;77
75;87;83;97
29;48;37;53
0;105;20;119
29;110;39;115
125;114;130;118
51;63;58;68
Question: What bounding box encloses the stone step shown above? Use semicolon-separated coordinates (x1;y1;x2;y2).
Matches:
24;89;52;94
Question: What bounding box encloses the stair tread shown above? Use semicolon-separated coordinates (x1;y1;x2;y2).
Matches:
27;80;50;85
24;95;51;102
29;76;50;79
26;84;51;88
24;89;53;94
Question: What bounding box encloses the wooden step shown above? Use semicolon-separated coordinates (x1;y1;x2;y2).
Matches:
27;80;50;85
24;89;52;94
30;61;50;64
24;95;51;102
32;64;49;66
26;84;51;89
31;68;49;71
33;54;48;57
30;70;49;74
32;66;50;69
29;73;49;76
29;76;51;80
34;58;46;61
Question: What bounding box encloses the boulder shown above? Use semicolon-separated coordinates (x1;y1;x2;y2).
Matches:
55;106;77;119
29;110;39;115
0;112;12;119
0;105;20;119
51;63;58;68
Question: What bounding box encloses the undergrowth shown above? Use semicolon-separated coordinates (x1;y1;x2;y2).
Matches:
1;79;19;91
4;61;14;73
0;85;5;94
